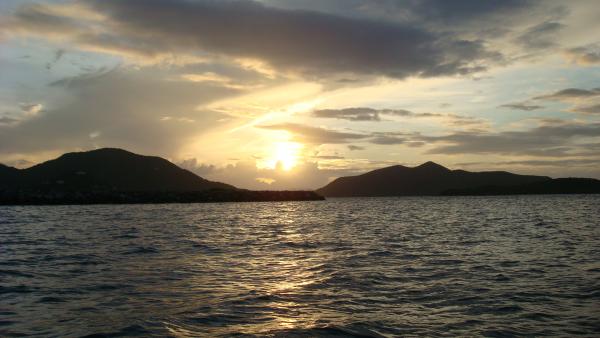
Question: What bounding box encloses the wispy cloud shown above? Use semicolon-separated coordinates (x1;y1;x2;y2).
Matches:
564;44;600;65
534;88;600;101
499;102;543;111
259;123;369;144
419;120;600;157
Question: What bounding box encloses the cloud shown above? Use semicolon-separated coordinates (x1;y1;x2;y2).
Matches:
534;88;600;101
454;157;600;179
311;107;486;128
499;102;543;111
531;87;600;116
183;155;408;189
4;0;502;79
0;116;19;125
260;118;490;147
0;66;236;158
313;107;413;121
178;158;217;176
419;120;600;157
258;123;369;144
564;44;600;65
184;159;361;190
351;0;539;30
407;0;537;24
314;107;379;121
20;103;43;116
369;132;406;145
313;155;345;160
571;103;600;115
514;21;564;49
368;132;427;146
347;145;365;151
458;158;600;167
46;49;65;70
258;123;424;146
347;0;575;64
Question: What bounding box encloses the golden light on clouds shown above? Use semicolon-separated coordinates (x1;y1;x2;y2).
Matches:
208;82;321;119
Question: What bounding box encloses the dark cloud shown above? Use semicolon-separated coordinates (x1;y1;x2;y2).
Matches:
7;0;503;79
419;121;600;156
314;108;379;121
370;135;405;145
9;3;82;34
534;88;600;101
342;0;538;30
312;107;484;127
499;102;544;111
406;141;427;148
515;21;564;49
368;131;410;145
368;132;427;146
406;0;537;24
347;145;365;151
313;107;413;121
46;49;65;70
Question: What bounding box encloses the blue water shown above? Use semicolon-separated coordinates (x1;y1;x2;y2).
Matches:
1;195;599;337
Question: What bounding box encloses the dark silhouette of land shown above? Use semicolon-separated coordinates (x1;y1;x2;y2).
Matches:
442;178;600;195
317;161;600;197
0;148;323;205
3;150;599;204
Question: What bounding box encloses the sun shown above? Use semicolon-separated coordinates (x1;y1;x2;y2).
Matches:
265;142;303;171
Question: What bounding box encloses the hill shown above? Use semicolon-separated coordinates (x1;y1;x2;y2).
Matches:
316;161;552;197
0;148;233;192
0;148;324;204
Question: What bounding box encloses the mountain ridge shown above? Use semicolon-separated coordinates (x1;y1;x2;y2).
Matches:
0;148;234;192
0;148;325;204
316;161;565;197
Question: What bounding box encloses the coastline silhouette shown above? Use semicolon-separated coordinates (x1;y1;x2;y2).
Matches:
1;148;599;205
0;148;322;204
316;161;600;197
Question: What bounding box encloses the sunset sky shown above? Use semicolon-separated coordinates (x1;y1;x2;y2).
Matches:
1;0;599;189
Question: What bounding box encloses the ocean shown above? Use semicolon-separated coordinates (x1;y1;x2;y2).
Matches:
1;195;599;337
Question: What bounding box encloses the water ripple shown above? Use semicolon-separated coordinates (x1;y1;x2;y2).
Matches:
1;195;599;337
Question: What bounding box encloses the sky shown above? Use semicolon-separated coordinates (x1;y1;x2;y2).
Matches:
0;0;599;189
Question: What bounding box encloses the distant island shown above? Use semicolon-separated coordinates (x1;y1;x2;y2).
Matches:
316;161;600;197
2;149;599;205
0;148;323;205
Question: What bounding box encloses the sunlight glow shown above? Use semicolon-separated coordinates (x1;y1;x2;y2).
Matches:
260;142;303;171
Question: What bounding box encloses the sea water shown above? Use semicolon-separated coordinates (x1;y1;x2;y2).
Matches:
1;195;599;337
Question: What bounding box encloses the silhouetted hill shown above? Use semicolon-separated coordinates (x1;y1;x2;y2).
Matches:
0;148;233;192
316;161;551;197
0;164;19;187
0;148;325;204
442;178;600;195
